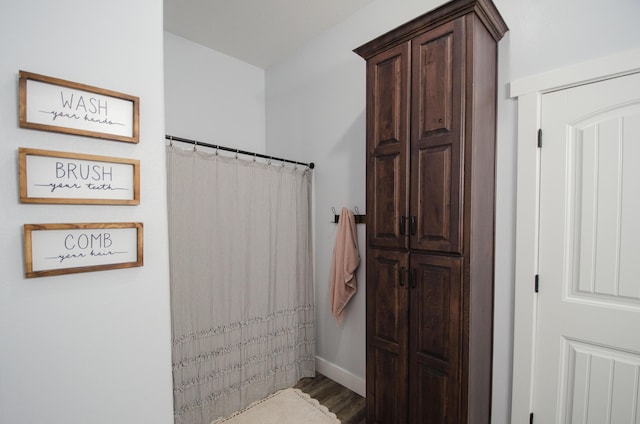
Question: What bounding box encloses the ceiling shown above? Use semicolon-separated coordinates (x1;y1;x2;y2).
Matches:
164;0;375;69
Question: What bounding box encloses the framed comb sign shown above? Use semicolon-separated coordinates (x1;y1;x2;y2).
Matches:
18;148;140;205
23;222;144;278
19;70;139;143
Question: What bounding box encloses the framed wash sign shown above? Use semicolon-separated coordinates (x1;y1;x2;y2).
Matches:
19;70;139;143
18;148;140;205
23;222;143;278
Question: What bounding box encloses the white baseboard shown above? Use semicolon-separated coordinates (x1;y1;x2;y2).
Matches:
315;356;366;398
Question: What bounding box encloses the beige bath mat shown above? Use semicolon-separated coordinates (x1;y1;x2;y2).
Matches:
211;388;340;424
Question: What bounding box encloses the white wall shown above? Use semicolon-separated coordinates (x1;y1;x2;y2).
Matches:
164;32;266;153
498;0;640;81
265;0;640;421
0;1;174;423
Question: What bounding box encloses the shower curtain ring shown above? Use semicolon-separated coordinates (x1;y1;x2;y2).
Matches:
193;139;198;152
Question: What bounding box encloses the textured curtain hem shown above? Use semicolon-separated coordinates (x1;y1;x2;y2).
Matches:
174;356;316;417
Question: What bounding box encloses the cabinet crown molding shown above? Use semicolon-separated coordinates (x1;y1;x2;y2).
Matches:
354;0;508;60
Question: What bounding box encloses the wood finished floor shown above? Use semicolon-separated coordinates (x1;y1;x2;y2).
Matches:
295;373;366;424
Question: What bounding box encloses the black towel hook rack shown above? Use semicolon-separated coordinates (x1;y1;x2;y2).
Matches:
332;206;366;224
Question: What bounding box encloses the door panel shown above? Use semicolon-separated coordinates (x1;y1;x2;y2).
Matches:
570;115;640;306
536;72;640;423
564;340;640;424
372;348;404;424
418;143;453;250
412;367;448;424
367;249;409;424
409;253;462;424
367;43;410;249
414;30;453;136
411;19;464;253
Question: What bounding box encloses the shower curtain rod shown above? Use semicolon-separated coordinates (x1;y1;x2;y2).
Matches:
165;135;315;169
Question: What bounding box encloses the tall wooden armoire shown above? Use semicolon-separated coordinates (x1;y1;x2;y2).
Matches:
354;0;507;422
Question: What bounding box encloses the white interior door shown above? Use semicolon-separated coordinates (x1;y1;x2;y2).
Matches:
535;72;640;423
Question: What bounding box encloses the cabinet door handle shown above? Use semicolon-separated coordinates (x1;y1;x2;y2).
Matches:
409;216;417;235
399;216;407;235
399;267;405;287
410;268;417;289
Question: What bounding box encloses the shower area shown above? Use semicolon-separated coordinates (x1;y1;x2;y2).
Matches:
166;137;315;423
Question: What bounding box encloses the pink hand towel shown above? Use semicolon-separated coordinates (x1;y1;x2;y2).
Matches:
330;208;360;325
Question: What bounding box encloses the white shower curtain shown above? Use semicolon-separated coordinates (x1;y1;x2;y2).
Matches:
166;145;315;424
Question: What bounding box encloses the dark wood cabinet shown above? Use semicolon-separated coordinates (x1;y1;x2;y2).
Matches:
355;0;507;422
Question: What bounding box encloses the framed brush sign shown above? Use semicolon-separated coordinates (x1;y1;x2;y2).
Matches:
19;70;139;143
23;222;143;278
19;148;140;205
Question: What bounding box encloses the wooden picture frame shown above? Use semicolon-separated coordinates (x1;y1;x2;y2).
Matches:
24;222;143;278
19;70;139;143
19;148;140;205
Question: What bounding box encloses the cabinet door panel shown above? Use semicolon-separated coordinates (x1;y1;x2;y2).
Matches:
371;348;405;424
370;152;406;247
411;19;464;253
415;29;453;136
409;253;462;424
367;249;409;424
419;142;454;250
372;53;405;149
367;43;410;249
412;367;448;424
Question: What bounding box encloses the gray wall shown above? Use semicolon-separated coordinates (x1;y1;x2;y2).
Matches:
164;32;266;152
